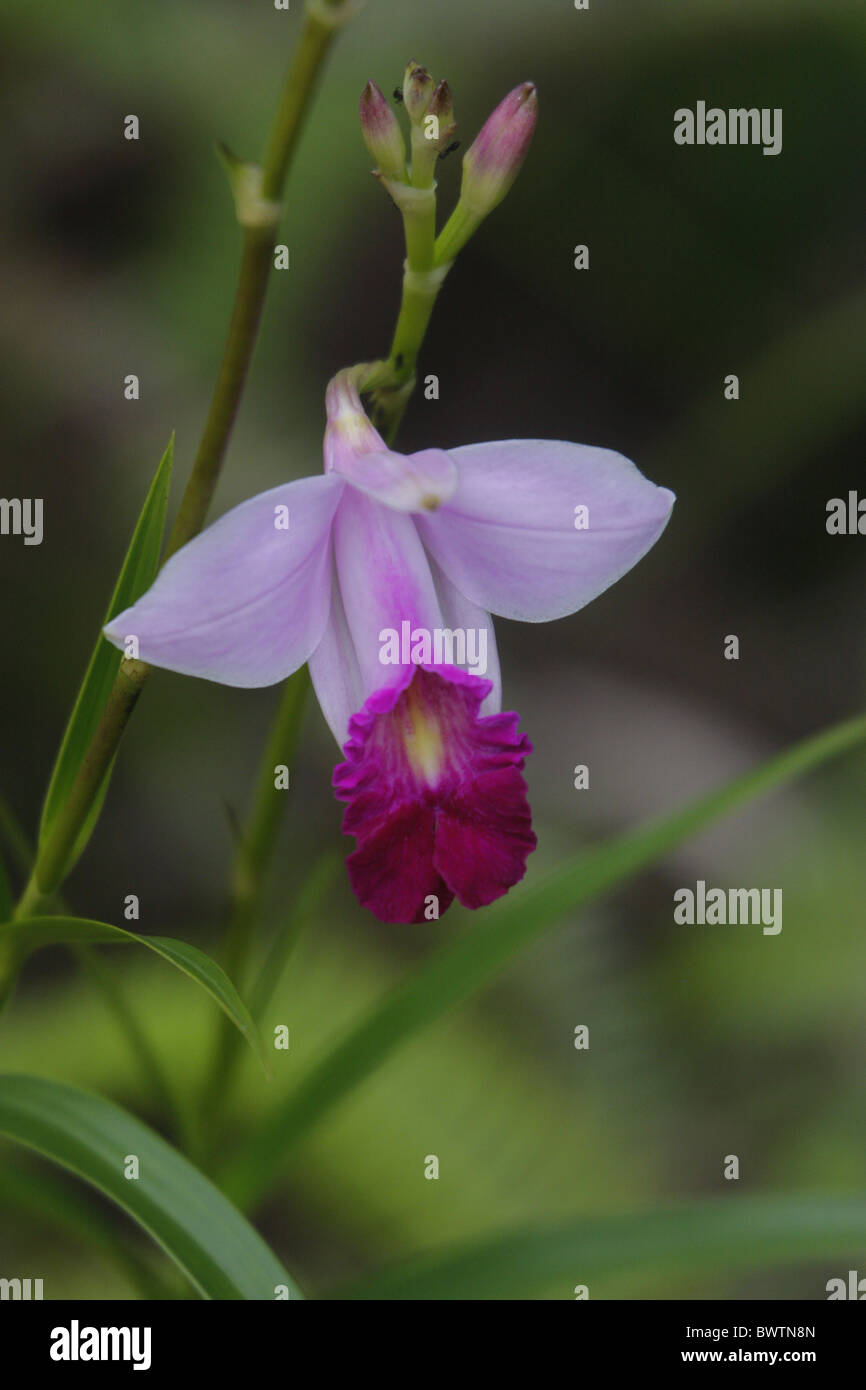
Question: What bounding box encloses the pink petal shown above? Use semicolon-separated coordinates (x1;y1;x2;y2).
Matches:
327;486;446;701
104;474;343;687
428;554;501;715
416;439;675;622
323;368;457;511
310;488;502;744
308;558;367;747
334;446;459;514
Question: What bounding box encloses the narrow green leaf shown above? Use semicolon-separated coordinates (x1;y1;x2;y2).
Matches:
224;711;866;1207
7;916;265;1071
0;1159;176;1299
328;1194;866;1300
0;1074;300;1300
38;437;173;875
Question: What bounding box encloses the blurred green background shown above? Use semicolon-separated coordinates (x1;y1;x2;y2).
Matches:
1;0;865;1298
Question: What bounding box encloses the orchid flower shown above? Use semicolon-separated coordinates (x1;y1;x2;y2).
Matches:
104;370;674;923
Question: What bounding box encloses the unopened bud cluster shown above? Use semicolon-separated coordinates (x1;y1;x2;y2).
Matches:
359;59;537;260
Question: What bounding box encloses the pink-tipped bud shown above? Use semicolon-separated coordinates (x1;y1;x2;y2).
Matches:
402;60;434;124
461;82;537;216
423;79;457;149
360;80;406;179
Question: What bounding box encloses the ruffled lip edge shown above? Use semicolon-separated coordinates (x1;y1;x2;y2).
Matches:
334;661;498;779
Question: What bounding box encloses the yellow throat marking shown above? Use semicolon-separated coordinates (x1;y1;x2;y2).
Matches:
402;681;445;784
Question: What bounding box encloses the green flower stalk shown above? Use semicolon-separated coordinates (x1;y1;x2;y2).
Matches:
362;69;538;442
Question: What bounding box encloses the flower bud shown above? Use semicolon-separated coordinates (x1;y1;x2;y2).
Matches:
460;82;537;216
423;79;457;150
402;60;434;124
360;81;406;180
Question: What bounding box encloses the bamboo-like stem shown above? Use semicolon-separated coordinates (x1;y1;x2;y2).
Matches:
13;1;354;912
199;668;312;1136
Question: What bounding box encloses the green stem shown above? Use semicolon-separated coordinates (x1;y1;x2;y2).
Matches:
167;1;347;554
199;668;311;1138
16;660;147;909
13;0;353;913
248;850;339;1021
433;201;480;267
371;270;451;444
388;282;441;380
402;142;437;271
12;875;48;923
224;665;311;990
365;122;447;443
402;211;435;274
199;853;338;1164
260;3;343;203
408;125;439;203
368;170;452;443
163;227;274;559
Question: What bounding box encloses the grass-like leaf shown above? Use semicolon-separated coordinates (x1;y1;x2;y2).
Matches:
0;1074;300;1300
327;1194;866;1299
0;1159;177;1299
37;437;173;878
8;916;265;1071
224;711;866;1208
